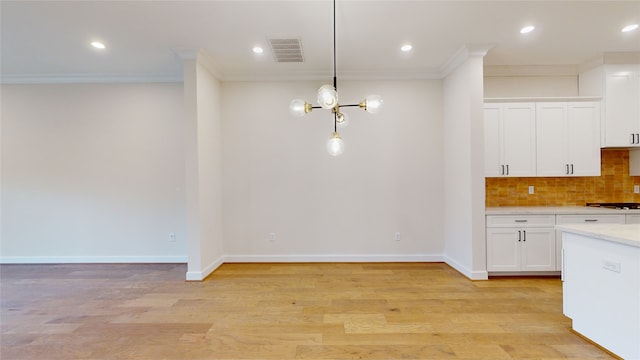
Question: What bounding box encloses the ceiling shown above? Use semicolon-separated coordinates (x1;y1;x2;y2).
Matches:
1;0;639;83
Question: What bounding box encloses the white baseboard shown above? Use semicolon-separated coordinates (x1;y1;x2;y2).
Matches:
186;256;224;281
443;255;488;280
223;254;444;263
0;256;188;264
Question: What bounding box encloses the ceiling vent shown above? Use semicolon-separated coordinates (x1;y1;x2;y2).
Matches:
268;38;304;63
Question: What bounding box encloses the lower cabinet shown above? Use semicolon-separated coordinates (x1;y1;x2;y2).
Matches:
486;215;556;272
555;214;626;271
627;214;640;224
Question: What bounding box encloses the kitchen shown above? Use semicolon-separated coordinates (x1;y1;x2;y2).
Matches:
484;58;640;359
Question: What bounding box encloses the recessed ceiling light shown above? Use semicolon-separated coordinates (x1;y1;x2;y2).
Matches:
401;44;413;52
622;24;639;32
91;41;106;49
520;25;535;34
252;46;264;54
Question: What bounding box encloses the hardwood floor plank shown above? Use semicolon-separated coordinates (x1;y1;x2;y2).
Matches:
0;262;616;359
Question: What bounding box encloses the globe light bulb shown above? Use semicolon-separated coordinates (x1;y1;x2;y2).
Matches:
317;84;338;109
336;111;349;128
362;95;383;114
289;99;310;117
326;132;345;156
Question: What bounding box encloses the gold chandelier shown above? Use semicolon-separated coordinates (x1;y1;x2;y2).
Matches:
288;0;383;156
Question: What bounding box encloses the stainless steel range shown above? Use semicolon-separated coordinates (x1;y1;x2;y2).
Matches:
586;202;640;210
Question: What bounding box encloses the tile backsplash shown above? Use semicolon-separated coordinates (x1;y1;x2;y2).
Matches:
486;149;640;207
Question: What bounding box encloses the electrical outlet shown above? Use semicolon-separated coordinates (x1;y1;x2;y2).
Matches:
394;232;401;241
169;233;176;242
634;185;640;194
268;232;276;242
528;186;534;194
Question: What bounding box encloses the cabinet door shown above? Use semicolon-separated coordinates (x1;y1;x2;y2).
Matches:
502;104;537;176
627;215;640;224
604;66;640;147
567;102;601;176
484;105;502;177
521;228;556;271
536;103;569;176
537;102;601;177
487;228;520;271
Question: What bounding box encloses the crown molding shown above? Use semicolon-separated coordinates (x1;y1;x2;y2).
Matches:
440;44;493;78
0;73;182;84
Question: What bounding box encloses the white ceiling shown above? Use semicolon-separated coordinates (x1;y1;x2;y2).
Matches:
1;0;639;83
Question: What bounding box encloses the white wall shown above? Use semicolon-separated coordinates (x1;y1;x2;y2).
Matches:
484;75;578;98
221;80;445;260
443;56;488;280
1;83;187;262
184;58;225;280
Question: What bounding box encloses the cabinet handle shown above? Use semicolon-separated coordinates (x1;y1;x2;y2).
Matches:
566;164;569;174
506;164;509;175
523;230;526;241
501;165;505;175
514;219;528;223
518;230;521;242
632;133;636;145
584;219;598;222
571;164;574;174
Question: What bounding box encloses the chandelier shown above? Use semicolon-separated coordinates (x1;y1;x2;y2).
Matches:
288;0;383;156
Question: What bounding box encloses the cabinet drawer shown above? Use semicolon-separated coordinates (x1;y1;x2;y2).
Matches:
486;215;556;227
556;214;626;224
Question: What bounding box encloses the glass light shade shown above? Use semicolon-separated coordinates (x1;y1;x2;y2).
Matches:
326;132;345;156
317;84;338;109
363;95;383;114
289;99;310;117
336;111;349;128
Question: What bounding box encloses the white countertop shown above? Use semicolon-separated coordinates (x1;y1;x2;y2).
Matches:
486;206;640;215
557;223;640;248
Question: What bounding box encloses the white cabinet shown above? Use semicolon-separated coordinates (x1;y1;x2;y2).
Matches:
631;149;640;176
627;214;640;224
555;214;626;271
484;103;537;177
486;215;556;272
536;102;601;176
580;64;640;147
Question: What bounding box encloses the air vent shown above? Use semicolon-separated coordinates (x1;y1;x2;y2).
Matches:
268;38;304;63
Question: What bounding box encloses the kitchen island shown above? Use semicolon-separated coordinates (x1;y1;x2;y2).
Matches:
557;224;640;360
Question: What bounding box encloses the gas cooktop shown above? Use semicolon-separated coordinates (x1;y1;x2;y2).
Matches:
586;202;640;210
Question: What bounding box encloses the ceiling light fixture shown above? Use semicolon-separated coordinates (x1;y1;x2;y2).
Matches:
91;41;106;49
288;0;383;156
622;24;639;32
401;44;413;52
252;46;264;54
520;25;535;34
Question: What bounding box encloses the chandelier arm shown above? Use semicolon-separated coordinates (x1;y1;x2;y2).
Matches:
334;112;337;132
339;104;361;108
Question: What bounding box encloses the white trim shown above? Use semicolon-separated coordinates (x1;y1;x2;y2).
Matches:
186;256;225;281
440;44;492;78
223;254;444;263
0;73;183;84
0;256;187;264
443;255;489;280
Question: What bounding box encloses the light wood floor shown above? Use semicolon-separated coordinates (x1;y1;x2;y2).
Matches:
1;262;615;359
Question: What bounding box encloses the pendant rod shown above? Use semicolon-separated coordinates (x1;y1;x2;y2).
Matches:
333;0;337;90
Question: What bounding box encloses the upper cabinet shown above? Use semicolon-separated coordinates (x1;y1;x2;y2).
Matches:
536;102;601;177
485;100;602;178
580;64;640;147
484;103;537;177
